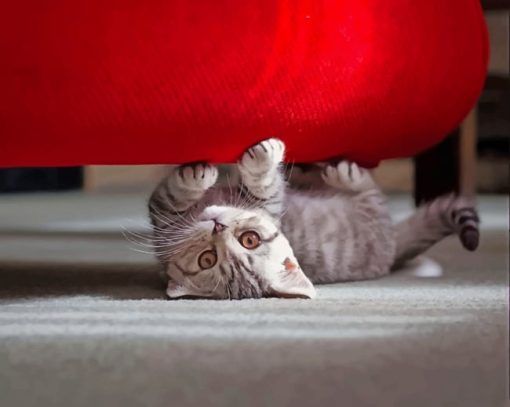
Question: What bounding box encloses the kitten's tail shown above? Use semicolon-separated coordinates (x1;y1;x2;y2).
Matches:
392;195;480;269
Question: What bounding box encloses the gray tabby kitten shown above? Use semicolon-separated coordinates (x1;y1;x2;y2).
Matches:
148;138;479;299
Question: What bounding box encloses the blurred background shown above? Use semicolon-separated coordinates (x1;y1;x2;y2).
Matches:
0;6;508;196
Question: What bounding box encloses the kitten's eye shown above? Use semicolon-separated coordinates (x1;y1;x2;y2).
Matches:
239;231;261;250
198;250;217;269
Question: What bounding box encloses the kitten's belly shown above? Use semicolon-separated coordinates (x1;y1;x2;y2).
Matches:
282;190;395;283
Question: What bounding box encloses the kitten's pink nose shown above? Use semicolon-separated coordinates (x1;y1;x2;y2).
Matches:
212;221;227;234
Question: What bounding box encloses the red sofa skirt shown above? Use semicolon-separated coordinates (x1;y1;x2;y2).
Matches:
0;0;488;167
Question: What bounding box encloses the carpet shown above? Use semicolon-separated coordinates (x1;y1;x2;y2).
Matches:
0;194;507;406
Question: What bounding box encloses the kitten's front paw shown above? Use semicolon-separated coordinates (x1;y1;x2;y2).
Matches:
238;138;285;176
175;163;218;192
322;161;375;192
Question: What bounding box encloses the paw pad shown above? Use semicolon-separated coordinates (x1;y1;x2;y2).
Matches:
321;161;374;191
239;138;285;175
176;163;218;191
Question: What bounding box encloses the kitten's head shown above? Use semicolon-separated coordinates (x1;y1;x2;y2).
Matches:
153;205;315;300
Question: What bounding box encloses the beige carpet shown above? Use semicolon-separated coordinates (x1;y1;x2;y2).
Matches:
0;193;508;407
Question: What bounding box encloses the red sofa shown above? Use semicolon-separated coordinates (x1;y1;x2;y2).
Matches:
0;0;488;167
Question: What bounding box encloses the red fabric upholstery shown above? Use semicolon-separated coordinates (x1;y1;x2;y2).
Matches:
0;0;488;167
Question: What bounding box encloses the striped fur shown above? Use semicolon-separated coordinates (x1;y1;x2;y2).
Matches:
148;139;315;300
287;163;480;275
392;195;480;269
283;161;396;283
148;139;480;299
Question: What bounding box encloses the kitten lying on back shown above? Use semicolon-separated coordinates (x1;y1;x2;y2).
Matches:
148;138;479;299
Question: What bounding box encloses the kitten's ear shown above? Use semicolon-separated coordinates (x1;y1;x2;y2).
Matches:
267;258;316;299
166;280;207;299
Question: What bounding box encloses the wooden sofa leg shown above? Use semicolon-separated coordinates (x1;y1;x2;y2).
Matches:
413;109;477;206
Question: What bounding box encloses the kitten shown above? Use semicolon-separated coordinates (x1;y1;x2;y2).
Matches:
148;138;479;299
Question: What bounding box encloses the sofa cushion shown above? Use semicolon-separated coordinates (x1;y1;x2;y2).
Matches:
0;0;488;167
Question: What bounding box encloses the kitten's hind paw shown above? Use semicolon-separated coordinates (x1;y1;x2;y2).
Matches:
321;161;375;192
238;138;285;176
448;197;480;251
175;163;218;192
